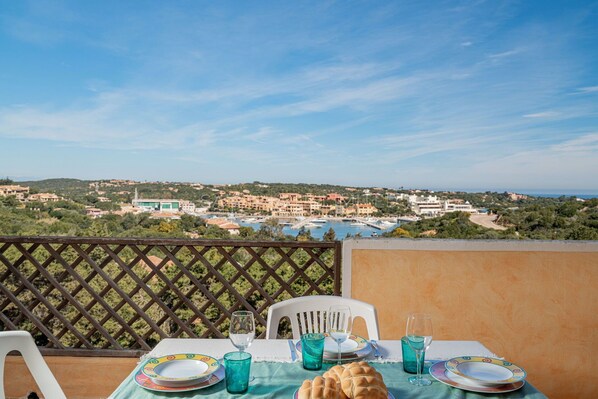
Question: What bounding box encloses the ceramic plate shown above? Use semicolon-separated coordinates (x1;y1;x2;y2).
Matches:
430;361;524;394
135;363;225;392
141;353;220;387
295;334;372;362
323;334;368;354
293;389;395;398
445;356;526;385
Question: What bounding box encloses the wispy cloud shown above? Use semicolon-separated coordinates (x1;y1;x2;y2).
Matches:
577;86;598;93
523;111;560;118
488;49;522;59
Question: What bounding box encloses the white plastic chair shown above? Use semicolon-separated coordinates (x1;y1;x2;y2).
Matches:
0;331;67;399
266;295;380;340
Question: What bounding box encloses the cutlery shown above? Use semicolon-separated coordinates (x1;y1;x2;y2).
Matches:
370;339;382;360
288;339;298;362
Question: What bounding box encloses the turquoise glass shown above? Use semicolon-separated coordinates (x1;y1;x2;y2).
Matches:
401;336;425;374
301;333;326;370
224;351;252;393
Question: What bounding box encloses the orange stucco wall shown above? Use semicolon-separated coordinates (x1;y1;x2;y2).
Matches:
348;243;598;399
5;356;137;399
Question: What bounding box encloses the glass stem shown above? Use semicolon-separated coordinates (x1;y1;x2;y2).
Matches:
337;341;341;365
415;350;422;382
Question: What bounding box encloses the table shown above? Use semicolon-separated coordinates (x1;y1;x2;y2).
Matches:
109;339;547;398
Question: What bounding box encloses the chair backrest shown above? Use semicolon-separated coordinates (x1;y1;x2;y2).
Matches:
0;331;67;399
266;295;380;340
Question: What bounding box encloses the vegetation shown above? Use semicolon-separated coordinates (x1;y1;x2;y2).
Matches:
1;178;596;240
384;199;598;240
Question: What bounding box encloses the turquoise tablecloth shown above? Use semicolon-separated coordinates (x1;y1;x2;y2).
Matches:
110;361;548;399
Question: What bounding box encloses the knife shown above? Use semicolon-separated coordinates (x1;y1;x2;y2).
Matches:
370;339;382;359
288;339;298;362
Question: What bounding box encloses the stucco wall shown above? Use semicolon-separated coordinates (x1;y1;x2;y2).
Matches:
5;356;137;399
343;239;598;399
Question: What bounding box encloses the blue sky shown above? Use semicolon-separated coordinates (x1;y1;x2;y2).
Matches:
1;1;597;192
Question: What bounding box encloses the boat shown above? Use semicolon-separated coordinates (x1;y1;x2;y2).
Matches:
311;218;327;223
242;218;258;223
350;222;366;227
304;223;322;228
380;220;395;226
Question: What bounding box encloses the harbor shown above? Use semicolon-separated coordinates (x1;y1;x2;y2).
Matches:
231;216;400;239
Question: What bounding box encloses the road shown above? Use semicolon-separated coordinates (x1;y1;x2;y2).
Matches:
469;214;507;231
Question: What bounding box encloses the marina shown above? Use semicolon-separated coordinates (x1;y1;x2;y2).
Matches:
236;216;400;239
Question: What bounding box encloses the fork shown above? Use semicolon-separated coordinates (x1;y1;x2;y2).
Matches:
370;339;382;360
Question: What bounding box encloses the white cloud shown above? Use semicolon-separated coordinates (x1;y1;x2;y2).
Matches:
523;111;560;118
488;49;521;59
577;86;598;93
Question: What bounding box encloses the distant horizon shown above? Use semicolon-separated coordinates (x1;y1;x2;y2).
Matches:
6;175;598;197
1;1;597;191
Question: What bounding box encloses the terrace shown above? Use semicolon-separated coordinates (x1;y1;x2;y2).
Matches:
1;236;596;398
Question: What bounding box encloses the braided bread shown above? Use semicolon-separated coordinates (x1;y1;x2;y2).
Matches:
340;362;388;399
323;365;349;399
298;376;341;399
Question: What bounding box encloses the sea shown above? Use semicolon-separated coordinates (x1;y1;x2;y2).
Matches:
235;219;399;240
522;193;598;199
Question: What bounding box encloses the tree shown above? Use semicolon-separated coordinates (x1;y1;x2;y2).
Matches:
388;227;411;238
296;227;314;241
1;195;20;207
257;218;284;240
322;228;336;241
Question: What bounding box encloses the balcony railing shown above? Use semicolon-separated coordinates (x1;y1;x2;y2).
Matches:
0;236;341;357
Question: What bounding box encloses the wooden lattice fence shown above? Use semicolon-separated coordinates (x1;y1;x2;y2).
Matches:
0;236;341;356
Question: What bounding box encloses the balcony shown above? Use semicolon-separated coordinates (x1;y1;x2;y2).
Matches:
1;236;596;398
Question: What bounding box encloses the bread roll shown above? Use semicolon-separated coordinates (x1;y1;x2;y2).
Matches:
340;362;387;399
297;376;340;399
323;365;349;399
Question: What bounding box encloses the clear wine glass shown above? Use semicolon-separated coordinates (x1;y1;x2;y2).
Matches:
327;305;353;365
405;313;433;386
229;310;255;381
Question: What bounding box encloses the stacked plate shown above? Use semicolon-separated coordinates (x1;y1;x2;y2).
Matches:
296;333;372;362
430;356;527;393
136;353;224;392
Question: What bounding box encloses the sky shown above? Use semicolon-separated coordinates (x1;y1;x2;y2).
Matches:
0;1;597;193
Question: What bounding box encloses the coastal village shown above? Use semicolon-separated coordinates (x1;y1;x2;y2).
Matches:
0;180;489;235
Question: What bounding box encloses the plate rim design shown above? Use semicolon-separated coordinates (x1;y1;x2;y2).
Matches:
135;363;225;392
141;353;220;382
295;333;372;361
444;356;526;385
323;333;368;354
430;361;525;394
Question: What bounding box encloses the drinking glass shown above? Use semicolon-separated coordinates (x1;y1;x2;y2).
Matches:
224;351;252;394
229;310;255;381
327;305;352;365
301;333;326;370
405;313;433;386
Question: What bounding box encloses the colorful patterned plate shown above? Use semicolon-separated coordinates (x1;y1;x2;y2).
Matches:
135;363;225;392
323;333;369;354
295;334;372;362
445;356;526;385
430;361;524;393
141;353;220;387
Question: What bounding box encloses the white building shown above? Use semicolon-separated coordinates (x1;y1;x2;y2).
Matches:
180;200;196;213
408;195;443;216
443;200;478;214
